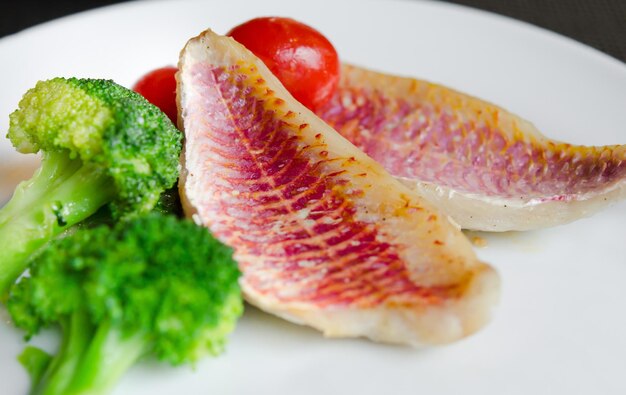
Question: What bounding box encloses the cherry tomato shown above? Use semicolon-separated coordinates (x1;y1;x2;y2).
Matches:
227;17;340;112
133;66;178;124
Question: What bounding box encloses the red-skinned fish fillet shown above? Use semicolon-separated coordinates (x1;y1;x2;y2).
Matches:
178;30;499;345
318;65;626;231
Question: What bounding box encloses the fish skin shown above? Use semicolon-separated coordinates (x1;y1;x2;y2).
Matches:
178;30;499;345
317;65;626;231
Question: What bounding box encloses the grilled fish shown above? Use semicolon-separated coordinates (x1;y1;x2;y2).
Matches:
318;65;626;231
178;30;499;345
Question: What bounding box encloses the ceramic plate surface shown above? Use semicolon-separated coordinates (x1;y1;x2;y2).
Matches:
1;0;626;394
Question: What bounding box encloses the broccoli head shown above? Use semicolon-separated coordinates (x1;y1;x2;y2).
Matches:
8;213;242;395
0;78;182;294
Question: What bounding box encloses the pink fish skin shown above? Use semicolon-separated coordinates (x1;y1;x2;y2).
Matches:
178;30;499;345
318;65;626;231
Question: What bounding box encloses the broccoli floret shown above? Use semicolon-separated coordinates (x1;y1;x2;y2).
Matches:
8;213;242;395
0;78;182;294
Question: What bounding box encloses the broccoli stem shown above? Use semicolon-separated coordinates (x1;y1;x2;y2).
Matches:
32;315;146;395
0;152;81;226
61;322;147;395
33;310;94;395
17;346;53;388
0;154;115;295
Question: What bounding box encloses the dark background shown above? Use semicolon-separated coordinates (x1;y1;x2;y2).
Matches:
1;0;625;63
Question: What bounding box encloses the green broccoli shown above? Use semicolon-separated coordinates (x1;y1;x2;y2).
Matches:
0;78;182;294
8;213;242;395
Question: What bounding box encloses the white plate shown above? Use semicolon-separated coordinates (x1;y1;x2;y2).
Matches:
2;0;626;394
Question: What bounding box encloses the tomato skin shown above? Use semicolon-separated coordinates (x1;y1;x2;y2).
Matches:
133;66;178;124
227;17;340;112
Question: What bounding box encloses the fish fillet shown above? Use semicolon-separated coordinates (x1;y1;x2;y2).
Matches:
318;65;626;231
178;30;499;345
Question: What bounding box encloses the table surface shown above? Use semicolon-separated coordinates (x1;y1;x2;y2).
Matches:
2;0;625;64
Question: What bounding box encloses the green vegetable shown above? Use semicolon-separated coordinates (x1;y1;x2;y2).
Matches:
0;78;182;295
8;213;242;395
18;346;53;386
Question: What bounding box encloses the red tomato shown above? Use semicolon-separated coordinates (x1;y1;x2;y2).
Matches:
133;66;178;124
227;17;340;112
